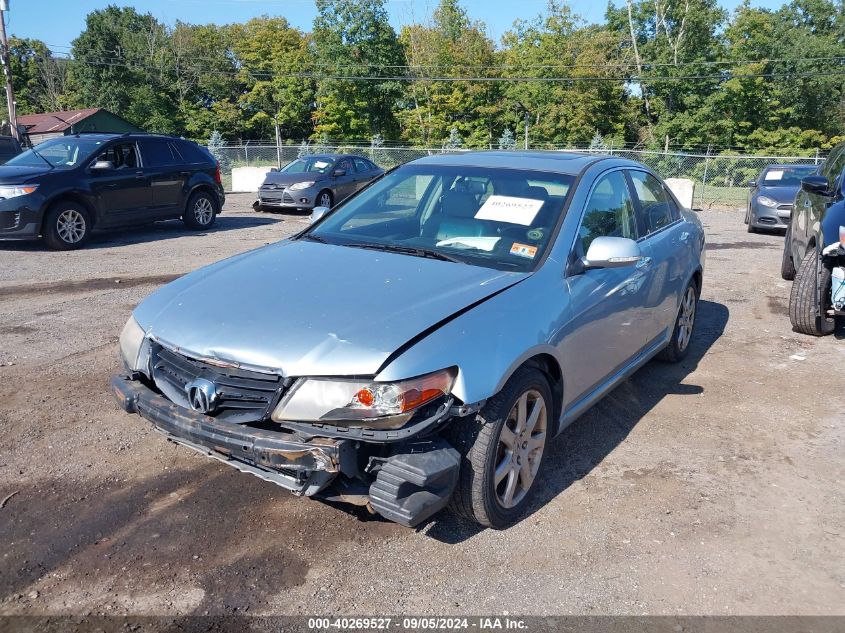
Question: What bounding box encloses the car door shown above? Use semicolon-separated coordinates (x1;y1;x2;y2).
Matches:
627;169;690;346
88;141;152;227
560;170;653;407
138;138;187;219
353;157;377;192
332;158;358;202
792;146;845;263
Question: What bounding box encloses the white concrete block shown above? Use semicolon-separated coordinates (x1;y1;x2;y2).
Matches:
665;178;696;209
231;166;272;193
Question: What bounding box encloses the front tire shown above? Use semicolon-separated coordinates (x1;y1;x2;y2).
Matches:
316;190;333;209
657;279;698;362
448;367;551;529
183;190;218;230
789;249;834;336
43;202;92;250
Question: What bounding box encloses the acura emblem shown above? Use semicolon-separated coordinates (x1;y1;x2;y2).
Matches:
185;378;218;414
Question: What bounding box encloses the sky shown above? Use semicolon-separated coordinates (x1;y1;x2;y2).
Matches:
9;0;788;51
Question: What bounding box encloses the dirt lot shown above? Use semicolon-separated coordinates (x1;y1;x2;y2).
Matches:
0;194;843;617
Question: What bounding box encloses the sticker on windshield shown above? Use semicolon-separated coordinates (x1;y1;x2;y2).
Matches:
313;161;330;169
766;170;784;181
474;195;544;226
510;242;538;259
436;236;501;251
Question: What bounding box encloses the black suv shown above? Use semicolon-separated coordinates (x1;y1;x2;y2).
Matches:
781;141;845;335
0;133;225;250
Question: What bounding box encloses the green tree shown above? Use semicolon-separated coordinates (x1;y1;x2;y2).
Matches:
67;5;179;133
312;0;405;139
398;0;501;147
230;17;314;141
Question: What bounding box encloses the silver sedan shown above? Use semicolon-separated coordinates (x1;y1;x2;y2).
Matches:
113;151;706;529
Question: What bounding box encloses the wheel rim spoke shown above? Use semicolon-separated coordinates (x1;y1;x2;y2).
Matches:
499;424;517;449
495;451;513;485
57;210;85;243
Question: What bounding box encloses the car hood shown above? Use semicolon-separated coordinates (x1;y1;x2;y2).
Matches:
0;165;53;183
134;240;527;377
261;171;329;187
757;185;799;203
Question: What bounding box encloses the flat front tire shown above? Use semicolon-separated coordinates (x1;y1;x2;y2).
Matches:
43;202;92;250
448;367;552;529
789;249;834;336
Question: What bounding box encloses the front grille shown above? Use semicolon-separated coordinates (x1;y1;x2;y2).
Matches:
283;192;295;203
261;184;286;192
777;204;793;211
151;344;289;424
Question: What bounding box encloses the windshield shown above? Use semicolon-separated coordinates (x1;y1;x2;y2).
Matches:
761;166;816;187
5;137;108;170
282;157;336;174
306;164;575;272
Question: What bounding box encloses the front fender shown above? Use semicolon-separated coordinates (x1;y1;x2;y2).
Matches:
375;268;569;407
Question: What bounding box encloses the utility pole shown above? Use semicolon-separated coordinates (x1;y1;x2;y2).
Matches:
0;0;18;141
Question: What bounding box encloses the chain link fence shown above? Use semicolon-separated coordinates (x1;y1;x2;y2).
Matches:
210;142;823;209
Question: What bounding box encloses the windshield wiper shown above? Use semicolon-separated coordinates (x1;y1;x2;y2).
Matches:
29;147;54;169
343;242;466;264
299;233;328;244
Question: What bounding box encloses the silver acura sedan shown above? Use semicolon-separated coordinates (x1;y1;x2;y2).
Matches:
113;151;705;529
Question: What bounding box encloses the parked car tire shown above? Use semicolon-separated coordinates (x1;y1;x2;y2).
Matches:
43;201;92;250
448;366;551;529
183;190;218;230
657;279;698;363
744;206;750;225
789;249;834;336
780;228;796;281
316;189;333;209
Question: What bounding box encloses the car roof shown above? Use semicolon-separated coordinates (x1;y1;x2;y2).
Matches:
408;150;617;176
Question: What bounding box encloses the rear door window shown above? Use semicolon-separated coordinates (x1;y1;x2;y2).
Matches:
629;170;678;236
139;139;178;167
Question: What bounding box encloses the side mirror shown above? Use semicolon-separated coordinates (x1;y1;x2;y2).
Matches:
270;167;279;172
747;180;756;188
333;168;346;178
581;237;642;271
310;206;330;224
91;160;114;171
801;175;833;196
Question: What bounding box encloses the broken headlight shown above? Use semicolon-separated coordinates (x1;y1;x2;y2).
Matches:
119;315;147;373
271;367;457;429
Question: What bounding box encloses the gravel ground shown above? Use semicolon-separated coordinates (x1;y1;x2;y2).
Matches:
0;195;843;617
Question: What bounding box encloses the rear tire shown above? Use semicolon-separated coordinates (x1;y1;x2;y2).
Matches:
448;367;551;529
789;249;834;336
42;201;92;250
780;228;796;281
657;279;698;363
183;190;218;230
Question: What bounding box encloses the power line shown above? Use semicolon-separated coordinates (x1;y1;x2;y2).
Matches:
59;54;845;83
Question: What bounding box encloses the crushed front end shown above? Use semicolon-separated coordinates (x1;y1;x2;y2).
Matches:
112;335;463;527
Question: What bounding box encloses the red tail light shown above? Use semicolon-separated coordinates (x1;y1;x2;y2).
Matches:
214;161;222;185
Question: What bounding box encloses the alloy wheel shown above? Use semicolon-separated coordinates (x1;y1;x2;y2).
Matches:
494;389;547;509
194;197;214;225
677;286;697;352
56;209;86;244
319;192;332;208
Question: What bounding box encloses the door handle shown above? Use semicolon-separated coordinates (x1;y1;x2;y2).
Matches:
135;171;145;180
636;256;653;270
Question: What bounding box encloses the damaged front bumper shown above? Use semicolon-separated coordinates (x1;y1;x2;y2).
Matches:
110;375;461;526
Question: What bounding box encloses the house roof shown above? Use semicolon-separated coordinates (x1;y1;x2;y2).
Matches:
17;108;104;135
